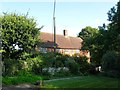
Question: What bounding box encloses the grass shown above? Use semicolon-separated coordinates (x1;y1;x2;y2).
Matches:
2;74;42;85
2;74;76;85
42;75;120;88
2;75;120;88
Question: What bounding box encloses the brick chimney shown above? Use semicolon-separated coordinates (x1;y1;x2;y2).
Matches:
63;30;68;36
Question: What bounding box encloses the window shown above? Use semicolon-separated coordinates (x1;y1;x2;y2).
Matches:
40;48;47;53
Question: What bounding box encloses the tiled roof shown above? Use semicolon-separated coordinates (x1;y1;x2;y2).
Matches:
38;32;83;49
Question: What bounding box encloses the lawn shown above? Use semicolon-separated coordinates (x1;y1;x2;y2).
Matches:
42;75;120;88
2;75;42;85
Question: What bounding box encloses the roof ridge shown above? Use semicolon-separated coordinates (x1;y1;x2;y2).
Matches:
41;32;80;39
39;32;83;49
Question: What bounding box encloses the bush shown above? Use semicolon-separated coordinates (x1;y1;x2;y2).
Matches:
42;68;51;78
66;60;79;75
15;69;32;76
2;52;43;76
101;70;120;78
101;51;120;77
28;56;43;75
54;70;70;77
88;64;100;74
55;54;69;66
41;52;70;68
73;55;90;74
2;59;19;76
42;52;55;67
15;54;43;75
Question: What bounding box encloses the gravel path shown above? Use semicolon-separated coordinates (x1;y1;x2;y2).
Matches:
2;84;39;90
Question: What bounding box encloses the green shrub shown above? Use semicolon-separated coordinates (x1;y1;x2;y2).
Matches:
42;69;51;78
88;64;99;74
42;52;69;68
101;51;120;77
2;52;43;76
52;53;71;68
101;70;120;78
53;67;70;77
3;59;20;76
73;55;90;74
54;71;70;77
42;52;55;67
15;69;32;76
66;60;79;75
16;54;43;75
29;56;43;75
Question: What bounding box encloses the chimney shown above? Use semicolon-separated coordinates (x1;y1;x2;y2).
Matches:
63;30;68;36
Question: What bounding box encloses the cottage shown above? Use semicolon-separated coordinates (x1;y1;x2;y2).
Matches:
36;30;90;62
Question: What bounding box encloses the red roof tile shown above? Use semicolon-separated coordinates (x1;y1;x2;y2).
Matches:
38;32;83;49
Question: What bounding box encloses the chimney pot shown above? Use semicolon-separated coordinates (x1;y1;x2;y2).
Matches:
63;30;68;36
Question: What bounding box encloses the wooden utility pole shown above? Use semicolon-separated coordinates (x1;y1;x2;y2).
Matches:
53;0;56;54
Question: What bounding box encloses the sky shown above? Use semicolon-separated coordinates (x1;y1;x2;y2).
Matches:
0;0;119;37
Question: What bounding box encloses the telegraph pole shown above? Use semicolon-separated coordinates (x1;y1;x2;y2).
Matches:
53;0;56;54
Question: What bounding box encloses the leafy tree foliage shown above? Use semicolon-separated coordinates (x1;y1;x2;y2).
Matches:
78;1;120;66
78;26;99;41
78;26;99;52
0;13;41;60
78;26;101;65
107;1;120;52
100;1;120;77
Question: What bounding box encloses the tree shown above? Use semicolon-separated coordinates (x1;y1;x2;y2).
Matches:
0;12;41;60
78;26;99;40
78;1;120;65
78;26;102;65
107;1;120;52
99;1;120;77
78;26;99;52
